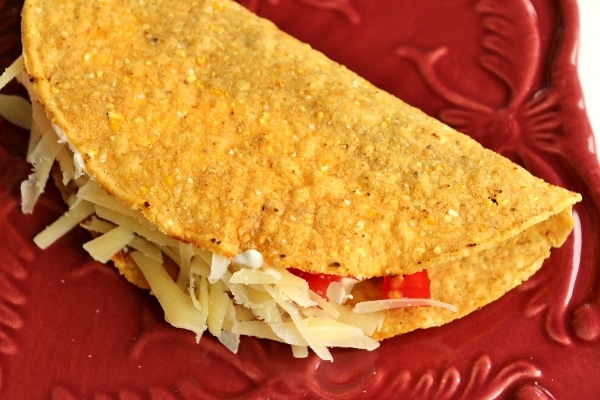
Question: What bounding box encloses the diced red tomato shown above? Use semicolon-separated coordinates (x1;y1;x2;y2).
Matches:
289;268;431;301
382;269;431;299
288;268;341;298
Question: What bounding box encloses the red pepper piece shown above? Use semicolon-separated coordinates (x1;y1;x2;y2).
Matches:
382;269;431;299
288;268;341;298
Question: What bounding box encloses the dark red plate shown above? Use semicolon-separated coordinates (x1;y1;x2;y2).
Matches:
1;0;599;398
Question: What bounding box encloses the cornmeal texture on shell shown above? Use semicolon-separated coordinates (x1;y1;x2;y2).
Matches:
21;0;581;278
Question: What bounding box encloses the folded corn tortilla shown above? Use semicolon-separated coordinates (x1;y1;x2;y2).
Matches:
15;0;580;358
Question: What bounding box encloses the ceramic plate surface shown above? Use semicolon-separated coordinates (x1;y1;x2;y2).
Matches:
1;0;599;398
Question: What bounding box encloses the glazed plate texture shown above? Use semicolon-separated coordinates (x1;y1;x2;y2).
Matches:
0;0;599;398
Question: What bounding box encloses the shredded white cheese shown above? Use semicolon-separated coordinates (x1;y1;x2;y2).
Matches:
208;253;231;283
131;251;207;339
83;225;136;263
20;114;64;213
34;199;95;249
0;93;32;130
326;277;359;305
0;56;23;90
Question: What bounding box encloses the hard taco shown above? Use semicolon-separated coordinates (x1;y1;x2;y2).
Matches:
0;0;580;360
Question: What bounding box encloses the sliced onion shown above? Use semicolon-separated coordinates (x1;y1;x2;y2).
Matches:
353;298;458;313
